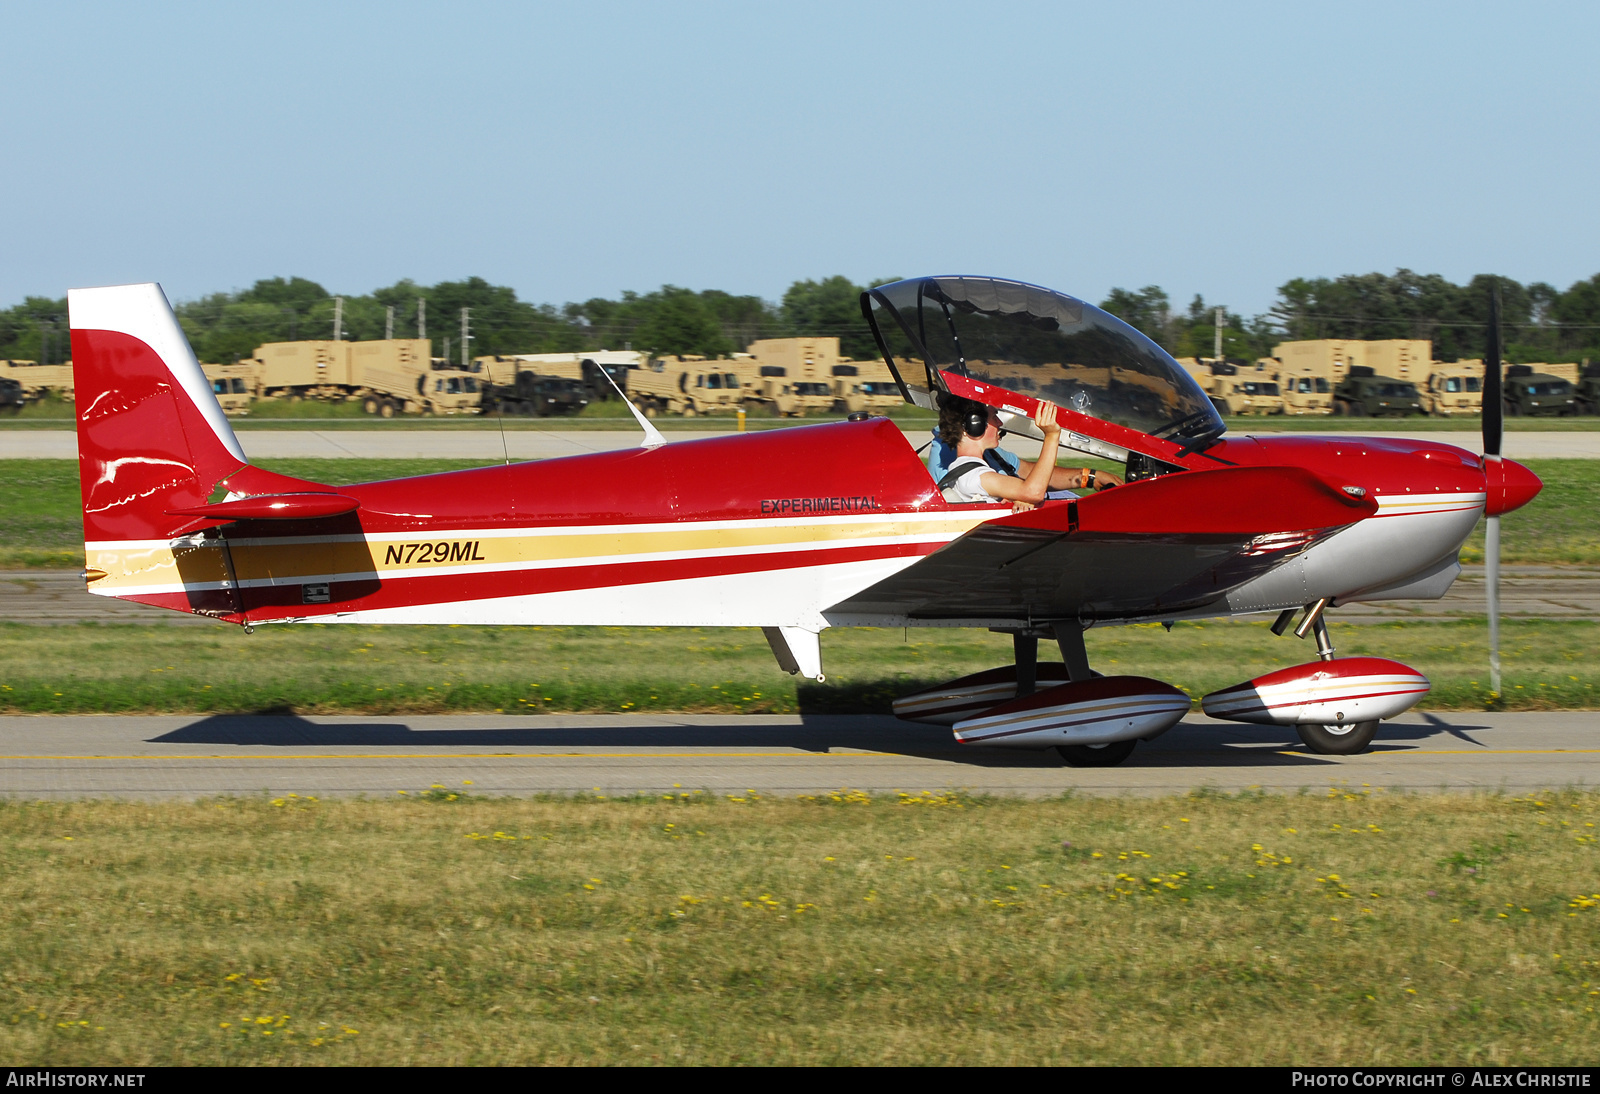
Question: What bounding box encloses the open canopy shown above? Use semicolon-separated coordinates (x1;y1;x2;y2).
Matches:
862;275;1223;443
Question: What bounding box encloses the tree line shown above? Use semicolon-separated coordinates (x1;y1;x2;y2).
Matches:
4;269;1599;366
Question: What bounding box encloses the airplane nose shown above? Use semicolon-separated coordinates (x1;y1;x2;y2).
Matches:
1484;457;1542;516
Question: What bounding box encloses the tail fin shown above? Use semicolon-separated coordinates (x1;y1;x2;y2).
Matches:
69;283;249;542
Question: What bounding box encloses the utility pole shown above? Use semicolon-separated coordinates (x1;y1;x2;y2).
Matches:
385;305;394;341
417;298;426;339
333;296;344;341
1213;306;1223;365
460;307;472;369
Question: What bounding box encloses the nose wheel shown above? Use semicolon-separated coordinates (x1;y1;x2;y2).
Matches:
1295;720;1379;755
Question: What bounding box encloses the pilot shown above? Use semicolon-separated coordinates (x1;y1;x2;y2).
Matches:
932;394;1121;506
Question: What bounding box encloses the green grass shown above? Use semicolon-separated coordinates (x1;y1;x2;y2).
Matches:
0;618;1592;715
4;457;1595;570
1;790;1596;1065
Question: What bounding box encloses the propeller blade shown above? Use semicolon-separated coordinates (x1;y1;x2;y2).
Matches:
1487;514;1501;697
1483;284;1503;698
1483;287;1503;457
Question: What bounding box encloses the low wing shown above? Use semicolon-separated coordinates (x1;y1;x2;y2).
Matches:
827;465;1375;623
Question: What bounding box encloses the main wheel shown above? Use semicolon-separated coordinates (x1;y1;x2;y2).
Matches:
1295;720;1379;755
379;399;396;419
362;397;379;415
1056;740;1136;767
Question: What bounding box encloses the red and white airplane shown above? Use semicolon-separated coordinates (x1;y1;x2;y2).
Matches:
69;277;1541;764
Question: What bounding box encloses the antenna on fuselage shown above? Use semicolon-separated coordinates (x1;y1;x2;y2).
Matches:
597;360;666;449
1483;288;1504;699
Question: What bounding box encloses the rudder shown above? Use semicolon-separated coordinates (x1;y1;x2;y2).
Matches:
69;283;249;543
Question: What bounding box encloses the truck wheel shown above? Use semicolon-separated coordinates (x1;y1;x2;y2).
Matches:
682;403;697;418
379;400;396;419
363;397;379;415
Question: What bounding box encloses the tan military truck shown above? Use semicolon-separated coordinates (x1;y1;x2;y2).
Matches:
1274;339;1430;384
478;350;658;404
740;337;846;416
1174;358;1283;416
0;360;75;402
1209;360;1284;415
1422;362;1484;417
636;356;746;417
417;364;485;415
250;339;478;415
1176;358;1227;417
201;362;260;415
831;358;903;413
1272;356;1336;415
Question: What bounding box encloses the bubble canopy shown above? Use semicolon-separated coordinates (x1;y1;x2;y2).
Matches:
862;276;1224;442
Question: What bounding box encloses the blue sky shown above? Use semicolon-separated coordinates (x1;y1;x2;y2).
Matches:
4;1;1596;317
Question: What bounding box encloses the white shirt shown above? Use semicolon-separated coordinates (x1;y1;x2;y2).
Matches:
941;457;1005;504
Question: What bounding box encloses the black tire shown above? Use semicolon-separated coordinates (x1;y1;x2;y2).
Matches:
1505;400;1520;418
1332;399;1349;417
1056;740;1137;767
1295;720;1379;755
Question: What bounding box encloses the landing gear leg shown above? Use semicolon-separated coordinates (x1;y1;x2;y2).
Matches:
1013;634;1038;698
1052;623;1092;682
1285;600;1379;754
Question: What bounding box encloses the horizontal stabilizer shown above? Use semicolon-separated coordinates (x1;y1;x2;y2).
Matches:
166;493;360;521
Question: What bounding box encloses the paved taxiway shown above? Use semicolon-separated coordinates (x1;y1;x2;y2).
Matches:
0;711;1593;799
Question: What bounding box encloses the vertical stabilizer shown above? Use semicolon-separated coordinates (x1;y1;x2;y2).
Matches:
69;283;249;543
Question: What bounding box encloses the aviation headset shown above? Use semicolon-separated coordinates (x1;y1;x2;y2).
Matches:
962;400;992;438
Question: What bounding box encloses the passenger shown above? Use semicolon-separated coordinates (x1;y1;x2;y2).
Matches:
932;394;1121;507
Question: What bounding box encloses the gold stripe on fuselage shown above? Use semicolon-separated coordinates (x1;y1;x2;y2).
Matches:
84;512;995;595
